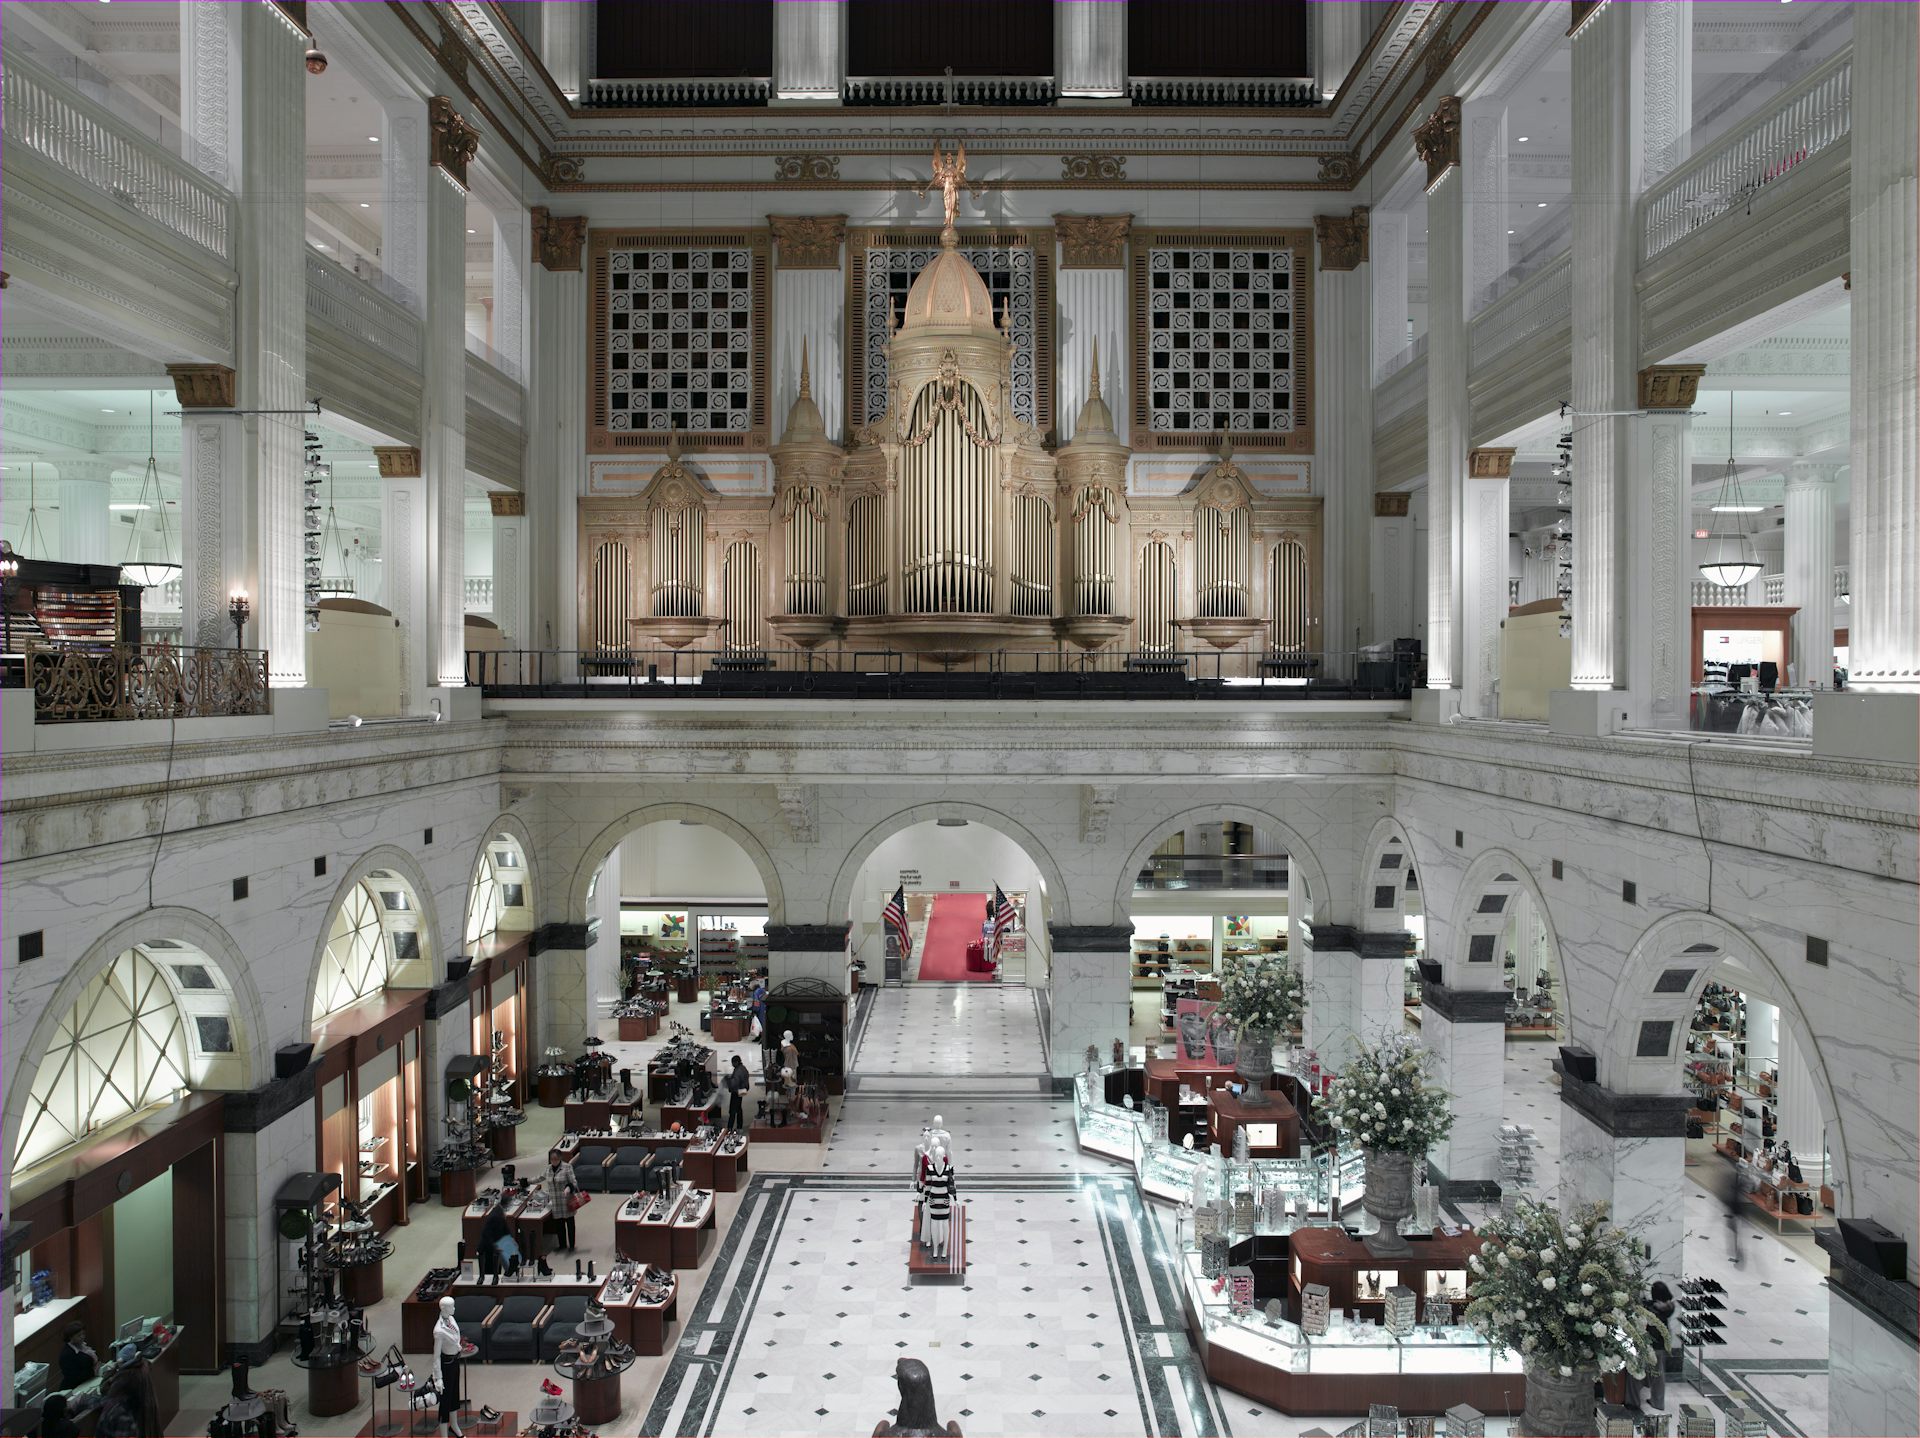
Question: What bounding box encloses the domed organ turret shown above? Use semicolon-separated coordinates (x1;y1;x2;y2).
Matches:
1054;342;1134;651
768;340;846;650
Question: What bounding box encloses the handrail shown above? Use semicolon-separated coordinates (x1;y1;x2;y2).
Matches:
584;77;770;109
2;50;235;261
1128;76;1318;108
1642;47;1851;261
25;643;270;723
306;248;423;370
843;75;1058;107
1375;332;1428;383
1469;249;1573;368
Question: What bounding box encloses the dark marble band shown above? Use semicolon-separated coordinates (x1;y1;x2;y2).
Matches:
1302;923;1414;959
223;1062;319;1133
531;921;593;954
1556;1064;1692;1138
1048;924;1135;952
1422;1160;1502;1202
1420;982;1510;1023
765;922;851;953
2;1222;34;1287
1816;1226;1920;1343
424;974;472;1019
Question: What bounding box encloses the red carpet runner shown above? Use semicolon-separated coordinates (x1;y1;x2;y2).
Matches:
914;892;996;982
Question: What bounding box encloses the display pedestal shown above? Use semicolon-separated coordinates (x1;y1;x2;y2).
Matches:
488;1125;518;1160
297;1351;364;1417
677;975;699;1004
571;1370;622;1425
711;1014;748;1043
909;1204;967;1278
440;1168;479;1207
618;1014;660;1041
1208;1085;1301;1158
340;1258;385;1307
537;1072;571;1108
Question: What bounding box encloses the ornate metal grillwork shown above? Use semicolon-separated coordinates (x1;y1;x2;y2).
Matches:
26;643;270;723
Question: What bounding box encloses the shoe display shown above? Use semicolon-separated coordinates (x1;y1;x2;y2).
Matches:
541;1378;565;1397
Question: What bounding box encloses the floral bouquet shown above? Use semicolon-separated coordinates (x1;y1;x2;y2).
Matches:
1320;1032;1454;1155
1214;951;1306;1036
1463;1199;1666;1379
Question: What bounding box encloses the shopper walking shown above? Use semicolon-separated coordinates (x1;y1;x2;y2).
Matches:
1713;1152;1744;1265
725;1054;751;1130
1641;1280;1675;1412
544;1156;580;1252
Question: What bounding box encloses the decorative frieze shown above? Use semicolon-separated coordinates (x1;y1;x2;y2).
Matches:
530;206;587;272
488;492;525;517
1375;492;1412;518
773;153;839;182
769;214;847;270
1317;152;1359;185
1467;447;1516;479
1638;363;1708;411
1314;207;1370;271
1056;214;1131;270
427;96;479;189
166;362;237;410
374;445;422;478
1413;96;1462;189
1061;153;1126;183
541;154;585;188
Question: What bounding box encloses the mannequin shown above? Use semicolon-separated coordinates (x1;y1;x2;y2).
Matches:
433;1296;465;1438
918;1141;956;1258
780;1030;802;1077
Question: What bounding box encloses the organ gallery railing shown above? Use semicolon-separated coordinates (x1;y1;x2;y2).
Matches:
26;643;270;723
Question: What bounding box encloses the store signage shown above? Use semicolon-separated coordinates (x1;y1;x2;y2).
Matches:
899;870;922;886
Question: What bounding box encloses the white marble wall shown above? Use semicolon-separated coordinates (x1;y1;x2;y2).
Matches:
1558;1103;1685;1287
540;945;591;1053
225;1103;316;1350
1422;1009;1504;1185
1048;947;1132;1078
424;996;473;1151
1828;1288;1920;1438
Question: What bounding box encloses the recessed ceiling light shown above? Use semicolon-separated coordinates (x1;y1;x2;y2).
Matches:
1711;504;1765;513
1778;410;1792;416
109;503;150;512
468;228;477;234
359;202;371;208
1517;136;1530;143
1537;202;1548;208
101;407;117;413
1507;229;1515;235
368;135;381;143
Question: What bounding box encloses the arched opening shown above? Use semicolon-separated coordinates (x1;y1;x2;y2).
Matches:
466;829;534;950
842;818;1052;989
464;827;538;1112
311;867;433;1026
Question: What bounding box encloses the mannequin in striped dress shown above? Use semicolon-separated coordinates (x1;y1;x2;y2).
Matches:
919;1142;956;1258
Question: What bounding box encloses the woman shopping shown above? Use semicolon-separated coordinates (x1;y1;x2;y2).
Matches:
545;1156;581;1252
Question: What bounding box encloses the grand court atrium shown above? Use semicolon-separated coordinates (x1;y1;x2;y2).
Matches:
0;2;1915;1436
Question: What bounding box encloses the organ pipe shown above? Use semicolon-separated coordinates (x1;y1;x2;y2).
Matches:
650;501;704;617
591;539;632;652
1138;540;1176;654
847;494;886;616
1010;493;1055;618
783;485;827;615
1270;537;1309;652
723;540;766;654
900;378;995;613
1073;487;1118;616
1196;505;1251;618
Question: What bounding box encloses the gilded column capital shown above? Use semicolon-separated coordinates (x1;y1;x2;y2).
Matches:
1055;214;1132;269
428;96;479;189
1467;447;1516;479
165;363;237;409
1413;96;1462;189
374;446;422;479
768;214;847;269
531;206;587;272
1375;493;1412;518
489;492;527;517
1314;208;1371;271
1637;364;1708;411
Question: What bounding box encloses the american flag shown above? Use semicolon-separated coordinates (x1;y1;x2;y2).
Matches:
986;886;1017;962
883;885;913;958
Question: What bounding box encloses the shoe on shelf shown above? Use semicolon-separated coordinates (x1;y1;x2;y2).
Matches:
541;1379;565;1397
478;1405;503;1423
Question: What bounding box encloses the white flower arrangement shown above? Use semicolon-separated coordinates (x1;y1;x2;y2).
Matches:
1462;1199;1666;1378
1214;951;1306;1037
1321;1033;1454;1156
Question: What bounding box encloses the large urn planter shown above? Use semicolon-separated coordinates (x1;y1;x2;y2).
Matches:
1235;1028;1275;1103
1522;1362;1599;1437
1361;1148;1415;1258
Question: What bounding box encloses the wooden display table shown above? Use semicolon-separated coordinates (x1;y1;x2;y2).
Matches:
564;1094;640;1131
340;1257;385;1307
488;1124;518;1160
908;1205;967;1278
615;1184;695;1267
549;1131;695;1168
536;1071;571;1108
672;1191;717;1268
662;1097;721;1131
618;1013;660;1041
749;1110;827;1143
1207;1085;1301;1158
625;1283;679;1355
711;1013;749;1043
684;1135;749;1192
462;1191;557;1260
1145;1055;1237;1109
1287;1225;1481;1325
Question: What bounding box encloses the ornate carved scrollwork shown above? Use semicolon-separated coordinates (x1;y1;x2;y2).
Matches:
1316;152;1359;185
1314;208;1371;271
531;206;587;272
768;214;847;269
428;96;480;188
1467;448;1516;480
373;446;422;478
899;350;1001;449
1060;153;1126;183
27;643;270;724
540;153;585;188
165;362;237;410
1413;97;1462;189
773;153;839;182
489;493;526;517
1638;364;1709;411
1056;214;1132;269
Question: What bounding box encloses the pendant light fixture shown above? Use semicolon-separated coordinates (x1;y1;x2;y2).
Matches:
1699;390;1763;590
19;460;53;561
315;460;356;599
120;393;182;588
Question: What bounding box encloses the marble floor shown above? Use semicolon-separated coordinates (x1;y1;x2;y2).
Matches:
170;986;1831;1438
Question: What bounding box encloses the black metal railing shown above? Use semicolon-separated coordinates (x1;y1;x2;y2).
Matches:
25;642;271;723
1134;853;1290;892
1127;76;1320;108
464;646;1416;702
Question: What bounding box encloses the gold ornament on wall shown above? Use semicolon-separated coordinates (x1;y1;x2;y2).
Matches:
540;153;585;188
165;363;236;410
1467;448;1516;480
1638;364;1709;412
531;207;588;272
1060;154;1126;183
1413;97;1461;189
1314;208;1371;271
374;446;422;479
489;493;526;517
1317;152;1359;185
769;215;847;270
428;96;480;189
1056;214;1132;269
773;153;840;182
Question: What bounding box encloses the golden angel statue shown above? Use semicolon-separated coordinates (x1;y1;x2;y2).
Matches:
916;139;987;241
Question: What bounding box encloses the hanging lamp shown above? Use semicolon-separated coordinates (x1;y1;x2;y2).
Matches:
19;460;53;561
120;393;182;588
315;462;356;599
1699;391;1762;589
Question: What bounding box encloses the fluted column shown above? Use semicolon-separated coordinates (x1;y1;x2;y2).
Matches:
238;1;308;685
1056;217;1132;444
1419;100;1465;690
493;207;529;381
1057;1;1126;100
541;1;589;100
1632;365;1704;728
376;447;427;713
1460;449;1513;717
773;0;845;103
1316;0;1371;100
169;363;243;648
178;0;241;187
380;94;428;305
1314;209;1372;663
1371;210;1408;377
490;492;529;649
1785;464;1839;689
527;209;588;665
1847;1;1919;691
422;103;473;688
1462;97;1509;312
56;459;116;566
1568;5;1634;695
769;217;847;441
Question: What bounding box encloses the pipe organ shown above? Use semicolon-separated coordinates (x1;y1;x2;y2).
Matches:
579;235;1321;666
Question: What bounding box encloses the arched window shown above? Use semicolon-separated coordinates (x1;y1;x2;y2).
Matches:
314;873;427;1023
15;948;219;1171
466;837;532;948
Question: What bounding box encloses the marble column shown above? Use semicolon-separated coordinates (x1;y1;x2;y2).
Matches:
178;0;241;188
1785;463;1839;689
769;217;847;442
535;931;592;1057
1847;3;1919;692
168;364;242;649
221;1074;321;1359
590;844;622;1015
55;458;115;566
1419;99;1465;691
422;976;474;1155
1460;449;1513;718
528;210;588;663
1520;528;1556;607
377;447;428;714
0;1222;30;1404
1056;217;1131;444
1057;0;1126;100
1556;1068;1690;1290
1630;365;1703;728
1369;494;1416;644
423;119;470;689
1300;923;1410;1073
489;492;529;649
1048;925;1135;1080
1818;1225;1920;1438
492;208;529;382
541;1;590;100
237;1;308;685
773;0;845;103
766;923;851;995
1568;4;1635;697
1638;0;1693;184
380;94;428;305
1419;982;1504;1190
1315;210;1373;664
1462;97;1509;312
1371;211;1409;377
1316;0;1371;100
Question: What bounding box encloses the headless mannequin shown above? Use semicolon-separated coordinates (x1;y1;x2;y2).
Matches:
433;1296;465;1437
